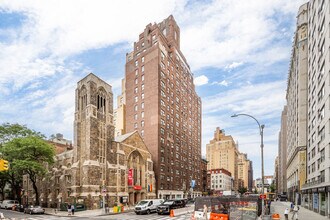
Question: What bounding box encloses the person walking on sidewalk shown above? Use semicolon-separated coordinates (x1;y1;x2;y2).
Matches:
71;204;75;215
284;208;289;220
292;204;299;220
67;204;72;216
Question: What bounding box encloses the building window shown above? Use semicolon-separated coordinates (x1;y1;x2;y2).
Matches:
134;105;138;111
134;123;137;128
141;130;144;137
142;75;144;81
142;65;145;72
134;114;138;120
141;121;145;127
134;96;138;102
135;60;138;67
135;78;138;85
134;87;138;94
142;56;145;63
141;93;144;99
141;111;144;118
135;69;138;76
141;102;144;109
141;84;144;90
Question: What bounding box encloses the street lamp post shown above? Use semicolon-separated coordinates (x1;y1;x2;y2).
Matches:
231;113;265;218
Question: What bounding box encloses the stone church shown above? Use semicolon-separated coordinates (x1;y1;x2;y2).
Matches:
24;73;156;209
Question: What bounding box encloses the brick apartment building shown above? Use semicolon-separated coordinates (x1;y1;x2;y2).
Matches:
125;15;202;199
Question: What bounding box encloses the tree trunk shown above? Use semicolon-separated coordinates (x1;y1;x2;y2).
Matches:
30;177;39;205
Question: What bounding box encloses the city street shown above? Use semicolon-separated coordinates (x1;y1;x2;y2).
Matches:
0;209;77;220
0;208;193;220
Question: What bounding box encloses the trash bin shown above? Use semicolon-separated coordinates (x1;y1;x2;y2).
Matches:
113;206;118;213
117;205;121;213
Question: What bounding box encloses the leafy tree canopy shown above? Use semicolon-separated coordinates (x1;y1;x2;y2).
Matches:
0;123;44;146
0;123;54;204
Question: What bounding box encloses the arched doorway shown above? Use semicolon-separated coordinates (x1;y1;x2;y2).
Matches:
127;150;145;205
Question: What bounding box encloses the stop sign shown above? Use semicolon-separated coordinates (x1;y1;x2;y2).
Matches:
259;194;266;199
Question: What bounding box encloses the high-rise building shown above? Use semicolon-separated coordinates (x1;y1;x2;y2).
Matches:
300;0;330;216
125;15;202;199
278;106;287;195
248;161;253;192
206;127;238;190
237;153;250;189
286;2;308;205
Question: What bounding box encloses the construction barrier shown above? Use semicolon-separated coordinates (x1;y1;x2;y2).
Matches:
272;213;280;220
170;209;174;217
210;213;229;220
171;206;194;217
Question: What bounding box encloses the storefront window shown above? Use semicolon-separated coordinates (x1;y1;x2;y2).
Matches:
313;193;319;211
320;193;326;215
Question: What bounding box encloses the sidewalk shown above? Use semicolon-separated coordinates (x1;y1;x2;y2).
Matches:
271;201;328;220
44;205;135;218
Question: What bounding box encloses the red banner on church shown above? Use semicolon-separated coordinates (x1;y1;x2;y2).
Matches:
128;169;133;186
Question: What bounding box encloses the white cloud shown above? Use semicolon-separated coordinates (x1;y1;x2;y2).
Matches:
225;62;244;70
178;0;306;70
203;81;286;116
194;75;209;86
211;80;229;86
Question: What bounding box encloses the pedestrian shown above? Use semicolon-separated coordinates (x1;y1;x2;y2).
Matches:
290;202;294;212
71;204;75;215
203;204;208;220
267;200;271;215
67;203;72;216
292;205;299;220
284;207;289;220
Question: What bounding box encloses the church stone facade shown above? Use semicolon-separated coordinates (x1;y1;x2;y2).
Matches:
23;73;156;209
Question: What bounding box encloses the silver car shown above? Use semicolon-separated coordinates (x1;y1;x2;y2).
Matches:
24;205;45;214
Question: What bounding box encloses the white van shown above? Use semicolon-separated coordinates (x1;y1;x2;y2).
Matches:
1;200;19;209
135;199;164;214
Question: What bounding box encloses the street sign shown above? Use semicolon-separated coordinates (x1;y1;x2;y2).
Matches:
259;194;266;199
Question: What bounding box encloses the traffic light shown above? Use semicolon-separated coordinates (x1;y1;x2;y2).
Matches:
0;159;9;171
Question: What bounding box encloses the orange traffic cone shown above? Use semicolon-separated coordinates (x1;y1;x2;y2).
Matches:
170;209;174;217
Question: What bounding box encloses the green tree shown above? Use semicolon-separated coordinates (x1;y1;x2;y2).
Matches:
238;186;248;195
2;136;55;205
270;181;276;193
0;123;43;201
0;123;43;146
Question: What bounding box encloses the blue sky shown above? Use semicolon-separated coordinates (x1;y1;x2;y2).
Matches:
0;0;307;180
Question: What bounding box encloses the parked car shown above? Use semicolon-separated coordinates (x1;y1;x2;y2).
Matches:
1;200;19;209
15;204;25;212
174;199;187;208
135;199;164;214
24;205;45;214
157;200;183;215
279;194;288;201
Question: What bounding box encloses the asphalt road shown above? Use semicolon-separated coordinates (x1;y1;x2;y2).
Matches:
0;208;88;219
